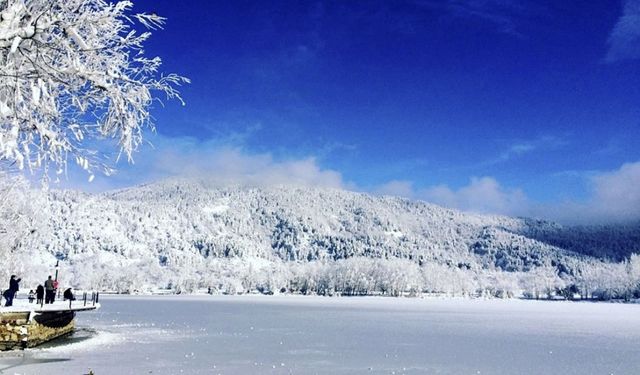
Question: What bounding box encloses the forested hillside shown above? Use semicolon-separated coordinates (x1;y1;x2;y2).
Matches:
2;176;639;299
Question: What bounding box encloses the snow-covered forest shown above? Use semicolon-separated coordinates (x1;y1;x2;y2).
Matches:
2;174;639;300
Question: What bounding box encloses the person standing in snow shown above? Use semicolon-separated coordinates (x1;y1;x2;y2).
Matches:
63;287;75;301
4;275;21;307
36;284;45;305
44;276;55;304
53;279;59;301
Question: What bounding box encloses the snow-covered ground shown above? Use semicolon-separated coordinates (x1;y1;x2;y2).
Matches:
2;295;639;374
0;299;99;313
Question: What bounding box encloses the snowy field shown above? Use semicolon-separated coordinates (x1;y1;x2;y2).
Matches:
1;295;640;375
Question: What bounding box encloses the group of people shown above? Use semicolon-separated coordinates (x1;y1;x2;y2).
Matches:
2;275;75;307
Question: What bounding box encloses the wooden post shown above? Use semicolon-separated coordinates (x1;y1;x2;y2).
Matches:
83;292;87;306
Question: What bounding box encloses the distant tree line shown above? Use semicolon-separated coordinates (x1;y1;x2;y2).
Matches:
59;254;640;302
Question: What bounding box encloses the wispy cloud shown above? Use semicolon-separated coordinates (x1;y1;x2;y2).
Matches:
316;141;358;160
446;0;528;36
606;0;640;62
550;168;600;180
494;142;536;163
202;123;264;147
482;135;567;166
415;0;537;37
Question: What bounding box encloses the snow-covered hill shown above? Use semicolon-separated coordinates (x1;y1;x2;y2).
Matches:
3;177;639;298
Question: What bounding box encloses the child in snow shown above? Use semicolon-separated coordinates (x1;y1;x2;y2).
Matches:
28;290;35;303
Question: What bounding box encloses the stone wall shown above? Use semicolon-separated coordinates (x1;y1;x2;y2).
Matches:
0;311;75;350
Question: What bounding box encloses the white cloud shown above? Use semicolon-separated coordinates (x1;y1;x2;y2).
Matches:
374;162;640;224
57;133;347;192
375;180;415;197
566;161;640;223
375;176;530;217
53;132;640;225
592;162;640;209
419;177;530;216
606;0;640;62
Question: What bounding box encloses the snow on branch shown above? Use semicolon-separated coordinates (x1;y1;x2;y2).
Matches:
0;0;189;181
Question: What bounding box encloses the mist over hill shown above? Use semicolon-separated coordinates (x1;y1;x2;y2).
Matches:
2;177;639;299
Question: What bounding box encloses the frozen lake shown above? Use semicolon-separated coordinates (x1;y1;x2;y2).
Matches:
2;295;639;374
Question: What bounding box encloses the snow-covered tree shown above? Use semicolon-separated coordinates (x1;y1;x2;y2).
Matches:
0;0;188;179
628;254;640;297
520;266;565;299
0;172;50;273
421;263;477;296
478;271;520;298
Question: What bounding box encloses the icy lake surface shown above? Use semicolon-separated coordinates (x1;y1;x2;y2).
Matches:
2;295;640;374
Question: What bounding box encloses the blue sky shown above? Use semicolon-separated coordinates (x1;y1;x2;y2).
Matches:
67;0;640;223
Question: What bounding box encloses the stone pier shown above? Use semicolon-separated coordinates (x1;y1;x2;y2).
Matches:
0;303;98;350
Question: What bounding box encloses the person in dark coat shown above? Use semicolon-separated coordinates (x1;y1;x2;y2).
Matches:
36;284;45;305
4;275;21;307
63;288;75;301
44;276;55;304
